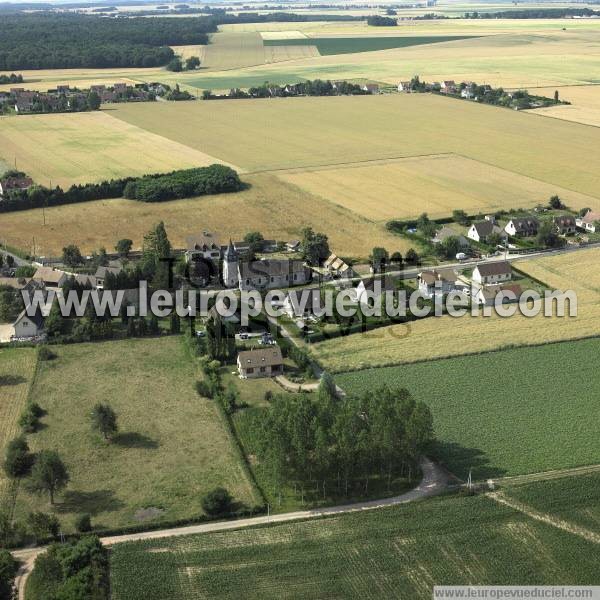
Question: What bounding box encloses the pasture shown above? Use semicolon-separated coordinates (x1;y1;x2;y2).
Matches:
337;338;600;479
0;111;232;188
0;347;37;516
111;95;600;201
0;173;405;258
312;246;600;371
279;154;600;221
109;475;600;600
12;337;259;532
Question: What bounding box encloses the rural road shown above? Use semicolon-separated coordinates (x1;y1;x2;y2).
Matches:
11;457;453;599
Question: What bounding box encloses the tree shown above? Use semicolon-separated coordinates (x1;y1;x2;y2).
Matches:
548;195;564;209
91;403;118;441
452;209;470;225
579;207;591;218
3;436;33;478
405;248;419;265
0;549;17;600
435;236;462;260
370;247;389;273
201;487;233;515
185;55;201;70
554;89;559;103
300;227;330;266
75;513;92;533
537;221;564;248
142;221;172;289
27;511;60;540
318;371;337;404
29;450;70;504
115;238;133;257
87;90;101;110
416;213;436;238
62;244;83;267
170;313;180;334
5;255;14;268
166;57;183;72
243;231;265;256
390;251;403;267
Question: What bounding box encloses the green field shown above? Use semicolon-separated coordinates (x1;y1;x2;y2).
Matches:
109;474;600;600
337;338;600;480
263;35;477;55
10;337;259;532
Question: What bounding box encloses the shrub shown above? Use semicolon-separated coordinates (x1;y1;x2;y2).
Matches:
195;380;213;399
75;514;92;533
19;405;39;433
3;436;33;478
27;511;60;541
0;549;17;600
38;345;57;361
201;487;233;515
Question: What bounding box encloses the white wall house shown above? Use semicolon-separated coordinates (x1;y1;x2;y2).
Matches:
417;269;457;298
237;347;283;379
576;210;600;233
472;262;512;285
467;221;505;243
12;309;44;339
505;218;539;237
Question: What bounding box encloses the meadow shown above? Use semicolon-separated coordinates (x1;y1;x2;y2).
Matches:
0;173;405;258
279;154;600;221
10;337;260;532
312;246;600;371
109;475;600;600
0;111;232;188
337;338;600;479
0;347;37;517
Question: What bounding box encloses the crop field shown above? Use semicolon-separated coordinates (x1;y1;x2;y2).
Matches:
263;35;476;55
0;111;233;188
111;95;600;201
0;171;405;259
0;347;37;515
12;337;259;532
279;154;600;221
109;476;600;600
312;246;600;371
337;338;600;479
529;84;600;127
201;32;267;70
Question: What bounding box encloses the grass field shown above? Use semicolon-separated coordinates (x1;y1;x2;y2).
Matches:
263;35;477;55
0;348;37;516
0;173;406;258
11;337;259;532
337;338;600;479
111;95;600;201
312;246;600;371
109;475;600;600
0;111;233;187
279;154;600;221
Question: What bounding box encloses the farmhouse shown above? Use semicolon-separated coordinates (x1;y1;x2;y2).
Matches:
576;210;600;233
282;286;323;320
0;173;33;197
185;231;221;263
324;253;355;279
553;215;576;235
433;227;469;247
505;217;540;237
33;267;68;289
440;80;457;93
237;346;283;379
362;83;380;94
223;240;311;290
472;261;512;285
467;221;505;243
476;283;523;306
12;308;44;339
94;264;123;289
397;81;411;92
417;269;457;298
354;276;398;308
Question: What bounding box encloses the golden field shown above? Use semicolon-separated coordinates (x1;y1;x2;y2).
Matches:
0;173;406;258
0;111;234;187
312;247;600;372
279;154;600;221
112;95;600;200
528;84;600;127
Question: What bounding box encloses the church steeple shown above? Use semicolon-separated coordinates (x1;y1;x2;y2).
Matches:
225;239;238;261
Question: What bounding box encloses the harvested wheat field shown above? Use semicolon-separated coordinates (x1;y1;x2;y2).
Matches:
529;84;600;128
0;111;236;187
312;247;600;372
279;154;600;221
0;173;405;258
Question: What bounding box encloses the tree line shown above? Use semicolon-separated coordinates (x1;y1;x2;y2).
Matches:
0;13;216;70
465;7;599;18
0;73;23;84
0;165;243;213
367;15;398;26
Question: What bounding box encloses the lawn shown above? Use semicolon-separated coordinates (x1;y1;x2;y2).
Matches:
279;154;600;222
0;173;406;259
0;111;233;188
263;35;477;55
0;347;37;516
337;338;600;479
12;337;260;532
111;94;600;202
312;247;600;371
109;475;600;600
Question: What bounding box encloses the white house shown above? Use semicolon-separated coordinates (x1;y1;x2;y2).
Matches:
467;221;505;243
237;346;283;379
323;253;355;280
476;284;523;306
576;210;600;233
185;231;221;263
472;262;512;285
397;81;411;92
12;309;44;339
354;277;398;310
505;217;539;237
417;269;457;298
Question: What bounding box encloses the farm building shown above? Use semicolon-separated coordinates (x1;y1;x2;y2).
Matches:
32;267;68;289
237;346;283;379
417;269;457;298
472;262;512;285
576;210;600;233
505;217;540;237
0;173;33;197
324;253;355;279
